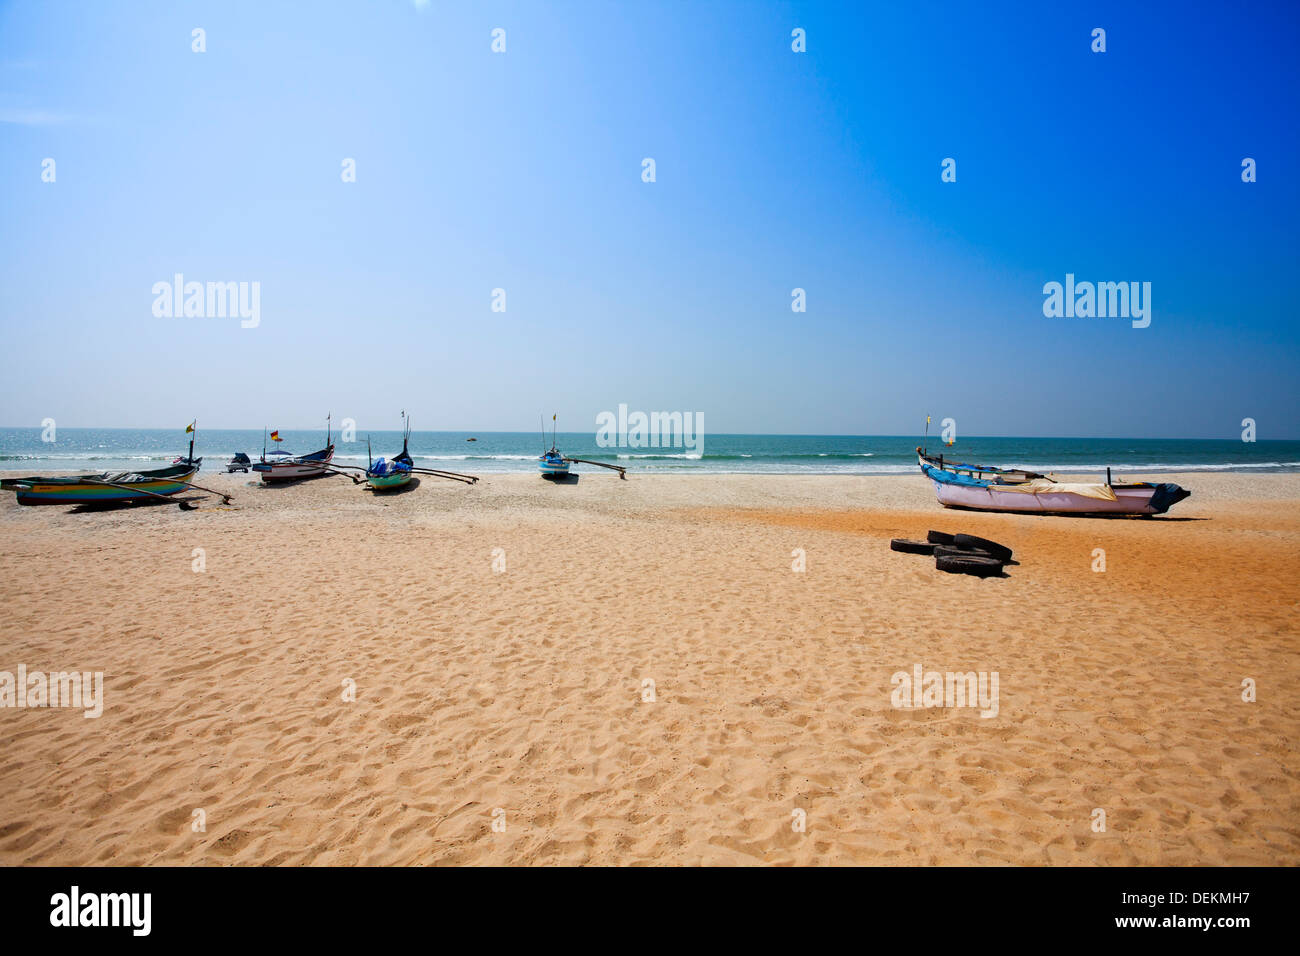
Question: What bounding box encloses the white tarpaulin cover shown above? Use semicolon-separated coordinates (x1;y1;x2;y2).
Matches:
992;479;1118;501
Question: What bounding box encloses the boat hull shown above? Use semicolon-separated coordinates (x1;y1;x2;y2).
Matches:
918;452;1190;516
367;472;412;491
930;479;1174;515
254;445;335;483
8;466;198;506
539;451;570;477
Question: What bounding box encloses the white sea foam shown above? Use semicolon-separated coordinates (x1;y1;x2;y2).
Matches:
615;453;703;460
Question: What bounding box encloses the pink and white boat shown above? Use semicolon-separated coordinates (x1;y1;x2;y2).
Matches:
253;417;336;483
253;445;335;482
917;448;1190;515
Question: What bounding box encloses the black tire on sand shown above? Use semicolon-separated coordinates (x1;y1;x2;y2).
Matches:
933;544;992;560
890;538;936;555
935;554;1006;577
926;530;955;545
952;533;1013;562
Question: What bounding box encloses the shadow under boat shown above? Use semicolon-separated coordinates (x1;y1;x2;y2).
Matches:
67;495;208;514
938;503;1207;521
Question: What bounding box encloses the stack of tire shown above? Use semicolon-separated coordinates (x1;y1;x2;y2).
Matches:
889;530;1012;577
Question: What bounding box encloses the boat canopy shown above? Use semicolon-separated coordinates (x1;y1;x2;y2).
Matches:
369;457;411;476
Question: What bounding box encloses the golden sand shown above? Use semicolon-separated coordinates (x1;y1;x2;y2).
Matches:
1;471;1297;865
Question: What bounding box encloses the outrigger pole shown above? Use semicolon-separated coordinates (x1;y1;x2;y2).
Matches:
316;464;365;485
563;457;627;479
80;475;234;509
320;460;479;485
405;465;478;485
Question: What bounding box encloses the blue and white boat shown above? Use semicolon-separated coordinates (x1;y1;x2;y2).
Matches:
917;448;1190;515
536;414;626;479
538;448;570;478
252;417;335;483
538;413;570;478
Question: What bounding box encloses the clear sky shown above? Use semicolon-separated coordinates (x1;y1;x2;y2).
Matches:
1;0;1297;438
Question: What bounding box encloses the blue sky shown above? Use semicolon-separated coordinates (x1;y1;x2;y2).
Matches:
1;0;1297;438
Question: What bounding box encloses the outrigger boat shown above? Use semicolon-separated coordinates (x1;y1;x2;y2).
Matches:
539;447;570;478
2;463;202;506
538;414;627;480
917;446;1190;515
1;422;232;508
252;416;335;483
317;414;480;488
364;415;414;492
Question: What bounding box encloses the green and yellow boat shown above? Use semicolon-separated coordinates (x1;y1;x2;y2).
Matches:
1;422;212;506
1;463;200;506
365;417;414;492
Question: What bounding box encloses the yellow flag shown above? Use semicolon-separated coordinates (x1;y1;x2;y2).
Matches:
185;421;195;433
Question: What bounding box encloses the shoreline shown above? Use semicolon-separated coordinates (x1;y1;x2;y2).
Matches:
5;464;1300;478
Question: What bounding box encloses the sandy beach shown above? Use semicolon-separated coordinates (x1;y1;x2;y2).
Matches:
1;470;1297;866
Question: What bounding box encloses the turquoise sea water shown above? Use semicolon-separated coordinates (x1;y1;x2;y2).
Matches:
1;429;1297;476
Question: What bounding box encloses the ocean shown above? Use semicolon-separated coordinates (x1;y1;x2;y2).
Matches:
1;428;1297;476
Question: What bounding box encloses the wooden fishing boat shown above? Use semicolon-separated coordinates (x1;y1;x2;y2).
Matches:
538;448;570;478
253;446;334;482
537;414;626;480
252;418;335;483
2;463;200;506
0;420;229;507
366;465;411;490
365;417;414;491
315;414;479;489
917;447;1190;515
538;413;571;477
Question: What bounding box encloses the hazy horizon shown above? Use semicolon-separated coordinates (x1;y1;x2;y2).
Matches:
0;422;1294;443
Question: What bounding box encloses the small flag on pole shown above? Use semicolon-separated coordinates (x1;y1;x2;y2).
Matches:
270;430;282;442
185;421;195;433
